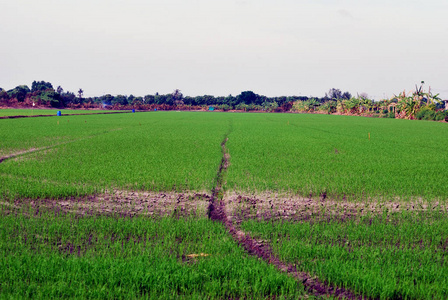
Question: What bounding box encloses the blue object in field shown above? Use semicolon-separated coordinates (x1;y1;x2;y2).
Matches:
132;109;135;113
154;108;157;111
209;106;214;111
57;111;62;116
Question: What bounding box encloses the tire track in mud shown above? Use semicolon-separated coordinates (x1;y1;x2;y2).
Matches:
207;134;368;299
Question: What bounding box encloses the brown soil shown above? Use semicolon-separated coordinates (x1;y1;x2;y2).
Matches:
1;190;210;218
223;192;447;224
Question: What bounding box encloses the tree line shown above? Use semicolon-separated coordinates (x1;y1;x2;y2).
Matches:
0;81;353;110
1;81;446;121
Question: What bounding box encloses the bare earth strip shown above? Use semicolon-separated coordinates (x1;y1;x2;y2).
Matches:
0;190;210;218
223;192;448;224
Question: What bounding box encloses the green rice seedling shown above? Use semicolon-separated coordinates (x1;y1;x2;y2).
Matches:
0;108;125;117
1;112;231;199
225;113;448;201
2;110;448;298
0;206;306;299
3;111;448;201
241;208;448;299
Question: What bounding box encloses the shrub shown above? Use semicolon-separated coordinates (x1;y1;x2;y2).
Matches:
318;101;337;114
218;104;232;111
435;110;448;121
416;108;436;120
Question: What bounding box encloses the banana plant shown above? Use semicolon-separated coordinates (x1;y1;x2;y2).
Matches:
391;83;442;119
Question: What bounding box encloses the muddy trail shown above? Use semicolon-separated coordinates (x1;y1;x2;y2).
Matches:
207;135;367;299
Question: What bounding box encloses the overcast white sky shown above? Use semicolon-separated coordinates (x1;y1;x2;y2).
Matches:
1;0;447;99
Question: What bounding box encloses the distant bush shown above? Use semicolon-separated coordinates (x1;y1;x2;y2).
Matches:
416;108;436;120
435;110;448;121
218;104;232;111
318;101;337;114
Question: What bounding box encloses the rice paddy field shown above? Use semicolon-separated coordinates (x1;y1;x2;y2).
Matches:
1;110;448;299
0;108;125;117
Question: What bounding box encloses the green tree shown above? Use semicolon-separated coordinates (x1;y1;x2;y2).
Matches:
237;91;259;105
99;94;114;106
154;93;168;105
7;85;30;102
113;95;128;105
40;90;60;107
132;96;143;105
224;94;236;107
144;94;155;104
325;88;351;101
172;89;184;105
0;88;9;102
31;81;53;92
61;91;76;105
77;88;84;101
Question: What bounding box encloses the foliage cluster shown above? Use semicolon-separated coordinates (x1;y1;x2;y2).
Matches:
291;86;447;122
2;82;446;123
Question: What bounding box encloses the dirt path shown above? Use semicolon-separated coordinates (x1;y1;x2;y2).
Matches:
207;135;367;299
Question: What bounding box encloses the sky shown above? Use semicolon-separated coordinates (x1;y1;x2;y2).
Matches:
1;0;447;100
